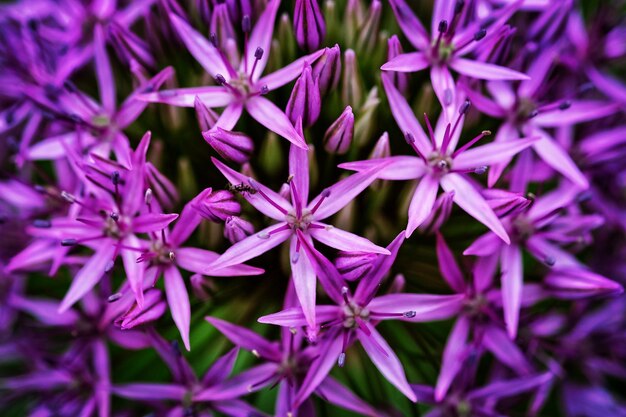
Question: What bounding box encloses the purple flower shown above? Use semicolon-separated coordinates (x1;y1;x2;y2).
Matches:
384;0;529;119
259;232;465;403
208;140;390;328
140;2;327;148
341;79;537;239
205;285;380;416
465;185;613;338
135;187;263;350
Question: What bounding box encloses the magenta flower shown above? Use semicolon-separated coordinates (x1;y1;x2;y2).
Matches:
208;140;390;328
384;0;529;119
340;78;537;239
259;232;465;403
140;1;326;148
462;45;618;189
23;25;173;168
135;187;263;350
113;330;269;417
465;184;612;338
205;284;379;416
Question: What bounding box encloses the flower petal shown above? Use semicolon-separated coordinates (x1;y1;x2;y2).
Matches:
206;317;281;362
259;48;327;90
338;156;425;180
440;173;510;244
453;136;538;171
291;236;318;328
435;232;466;293
244;0;281;81
407;174;440;237
245;96;307;148
381;52;430;72
358;322;417;402
530;128;589;188
59;243;116;312
368;293;465;321
309;223;389;254
94;24;116;113
164;266;191;351
169;13;231;78
450;58;530;81
435;316;470;401
500;244;523;339
139;86;232;108
207;223;291;271
289;143;310;208
177;247;263;276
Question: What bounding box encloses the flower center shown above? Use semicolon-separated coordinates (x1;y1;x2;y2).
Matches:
342;302;370;329
428;152;453;174
512;215;534;241
286;209;313;231
103;213;129;239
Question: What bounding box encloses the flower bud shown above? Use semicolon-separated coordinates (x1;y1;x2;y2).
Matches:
202;127;254;164
324;106;354;154
354;87;380;146
370;132;390;159
115;289;166;330
386;35;409;96
193;189;241;222
286;64;321;127
341;49;362;108
293;0;326;51
210;2;236;50
224;216;255;244
312;44;341;96
278;13;297;62
355;0;381;55
335;251;376;281
483;189;533;218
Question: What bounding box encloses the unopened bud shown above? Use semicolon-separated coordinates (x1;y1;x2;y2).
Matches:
286;64;321;127
294;0;326;51
356;0;382;54
341;49;362;108
324;106;354;154
386;36;409;95
202;127;254;164
313;44;341;96
194;96;220;132
335;251;376;281
224;216;254;244
193;189;241;222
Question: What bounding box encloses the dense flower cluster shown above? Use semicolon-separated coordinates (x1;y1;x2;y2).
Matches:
1;0;625;416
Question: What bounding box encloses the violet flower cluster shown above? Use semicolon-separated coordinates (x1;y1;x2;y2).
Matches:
1;0;625;416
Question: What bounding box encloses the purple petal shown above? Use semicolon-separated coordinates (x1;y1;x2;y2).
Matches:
532;100;618;127
206;317;281;362
170;13;231;78
440;173;510;244
139;87;232;108
482;326;532;375
113;383;186;400
258;305;342;327
407;174;440;237
202;347;239;386
289;143;310;208
453;137;538;171
464;232;505;256
290;236;318;328
435;316;470;401
430;65;457;121
316;377;379;417
310;223;389;254
164;266;191;350
245;96;307;148
530;128;589;188
177;247;263;276
435;232;466;293
339;156;425;180
122;236;145;307
368;293;465;321
501;244;523;339
387;0;430;50
94;25;116;113
59;243;116;312
357;322;417;402
450;58;530;81
194;363;279;401
381;52;430;72
207;223;291;271
132;213;178;233
381;75;432;155
214;102;245;130
294;331;343;407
